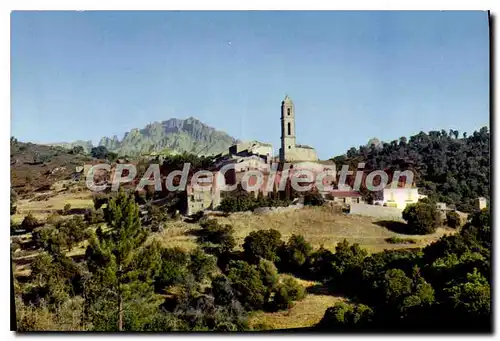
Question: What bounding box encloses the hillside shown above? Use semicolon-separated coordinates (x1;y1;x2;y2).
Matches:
332;127;490;212
10;138;92;196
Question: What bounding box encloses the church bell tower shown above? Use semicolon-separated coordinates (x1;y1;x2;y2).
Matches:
280;95;296;162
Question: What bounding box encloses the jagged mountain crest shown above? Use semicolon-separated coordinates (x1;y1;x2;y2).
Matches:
98;117;239;156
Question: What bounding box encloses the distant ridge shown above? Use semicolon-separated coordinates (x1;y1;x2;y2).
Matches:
49;117;239;157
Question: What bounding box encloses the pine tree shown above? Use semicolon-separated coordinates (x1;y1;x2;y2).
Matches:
84;191;162;331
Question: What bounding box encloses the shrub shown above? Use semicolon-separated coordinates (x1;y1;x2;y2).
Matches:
227;260;267;311
199;219;236;253
385;237;417;244
63;203;72;215
278;234;313;274
271;275;306;311
257;259;279;304
446;211;461;229
307;246;336;280
318;302;374;329
21;213;41;231
303;191;325;206
211;275;236;306
45;212;62;226
93;194;109;210
84;208;105;224
156;247;190;289
59;216;87;251
243;229;283;263
188;248;217;283
402;202;441;234
10;188;17;215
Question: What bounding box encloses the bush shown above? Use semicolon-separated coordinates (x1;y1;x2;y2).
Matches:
307;246;335;280
271;275;306;311
257;259;279;304
59;215;87;251
63;203;72;215
199;219;236;253
243;229;283;263
278;234;313;274
318;302;374;329
227;260;267;311
446;211;461;229
11;188;17;215
402;202;441;234
188;248;217;283
84;208;105;225
385;237;417;244
21;213;41;231
156;247;190;290
303;191;325;206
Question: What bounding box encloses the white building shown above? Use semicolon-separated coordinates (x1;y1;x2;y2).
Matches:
379;187;426;210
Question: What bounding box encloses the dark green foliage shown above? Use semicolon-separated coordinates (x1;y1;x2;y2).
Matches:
444;268;490;320
257;259;279;304
318;302;374;330
84;208;105;225
70;146;85;155
446;210;461;228
278;234;313;274
142;204;169;232
332;127;490;213
271;275;306;311
307;246;336;280
21;212;41;232
59;215;88;251
211;275;236;307
84;191;161;331
218;190;291;213
243;229;283;263
11;188;17;215
155;247;190;290
331;239;367;282
188;248;217;283
385;237;417;244
303;191;325;206
227;260;266;311
90;146;109;159
198;219;236;253
63;203;72;215
93;193;109;210
402;202;441;234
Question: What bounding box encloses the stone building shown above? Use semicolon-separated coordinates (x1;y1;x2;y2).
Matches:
279;95;319;162
476;197;488;210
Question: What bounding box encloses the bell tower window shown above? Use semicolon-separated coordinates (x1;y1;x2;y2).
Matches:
287;108;291;116
288;122;291;135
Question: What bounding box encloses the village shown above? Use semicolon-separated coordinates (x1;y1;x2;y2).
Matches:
71;95;488;224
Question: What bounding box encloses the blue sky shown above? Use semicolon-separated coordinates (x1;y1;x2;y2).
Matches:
11;11;489;158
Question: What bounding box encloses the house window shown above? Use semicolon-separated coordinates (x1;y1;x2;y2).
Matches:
288;122;291;135
287;108;291;116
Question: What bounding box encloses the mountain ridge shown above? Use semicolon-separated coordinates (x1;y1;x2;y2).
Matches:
48;117;240;156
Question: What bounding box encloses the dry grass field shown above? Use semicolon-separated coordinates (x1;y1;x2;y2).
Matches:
249;277;345;330
214;205;455;253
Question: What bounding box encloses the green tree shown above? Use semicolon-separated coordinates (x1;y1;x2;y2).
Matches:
243;229;283;263
84;191;162;331
446;211;461;229
227;260;266;311
402;202;441;234
318;302;374;329
278;234;313;274
59;216;87;251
